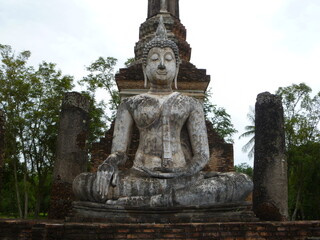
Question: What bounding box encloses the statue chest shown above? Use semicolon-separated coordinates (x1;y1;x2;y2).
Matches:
129;94;189;129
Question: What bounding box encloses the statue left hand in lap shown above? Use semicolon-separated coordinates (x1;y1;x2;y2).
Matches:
73;16;253;207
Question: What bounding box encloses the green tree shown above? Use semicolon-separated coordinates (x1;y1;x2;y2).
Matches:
78;57;119;123
26;61;73;217
204;88;237;143
276;83;319;147
124;57;135;68
238;106;255;159
80;92;106;145
287;142;320;220
0;44;34;218
0;44;74;218
276;83;320;220
234;163;253;179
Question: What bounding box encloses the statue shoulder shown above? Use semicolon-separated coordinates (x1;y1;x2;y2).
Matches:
122;93;152;103
117;96;136;112
119;94;156;111
177;94;203;111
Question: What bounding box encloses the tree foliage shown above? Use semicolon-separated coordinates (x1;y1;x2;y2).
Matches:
0;44;73;218
234;162;253;179
238;106;255;159
276;83;320;147
78;56;120;123
276;83;320;220
204;88;237;143
124;57;135;68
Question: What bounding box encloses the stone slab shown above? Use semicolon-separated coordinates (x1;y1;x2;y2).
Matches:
69;201;258;223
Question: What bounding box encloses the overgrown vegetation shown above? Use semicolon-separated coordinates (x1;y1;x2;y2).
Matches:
0;44;74;218
277;83;320;220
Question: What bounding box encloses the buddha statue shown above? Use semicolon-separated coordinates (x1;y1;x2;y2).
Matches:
73;17;253;208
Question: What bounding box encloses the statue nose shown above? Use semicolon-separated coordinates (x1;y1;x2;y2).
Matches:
158;63;166;70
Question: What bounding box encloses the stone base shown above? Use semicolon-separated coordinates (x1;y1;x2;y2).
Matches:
69;201;258;223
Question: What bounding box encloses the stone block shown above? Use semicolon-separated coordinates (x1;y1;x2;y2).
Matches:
49;92;90;219
253;92;288;221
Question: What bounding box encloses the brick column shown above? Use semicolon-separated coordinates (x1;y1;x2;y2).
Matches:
253;92;288;221
49;92;89;219
148;0;179;19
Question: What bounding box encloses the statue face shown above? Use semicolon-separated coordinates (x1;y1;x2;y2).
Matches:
145;47;176;87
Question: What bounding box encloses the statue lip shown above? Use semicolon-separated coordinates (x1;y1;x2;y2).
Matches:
156;70;167;75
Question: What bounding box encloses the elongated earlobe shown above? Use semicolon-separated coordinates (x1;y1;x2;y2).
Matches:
174;64;180;89
143;65;148;88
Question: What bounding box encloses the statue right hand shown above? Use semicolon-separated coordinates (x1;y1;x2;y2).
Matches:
96;153;121;201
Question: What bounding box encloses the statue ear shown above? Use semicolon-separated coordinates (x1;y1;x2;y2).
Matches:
142;65;148;88
174;63;180;89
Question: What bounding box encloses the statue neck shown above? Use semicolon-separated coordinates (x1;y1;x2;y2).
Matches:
148;84;173;95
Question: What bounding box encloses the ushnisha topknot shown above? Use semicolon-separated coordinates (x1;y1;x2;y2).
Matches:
142;16;180;67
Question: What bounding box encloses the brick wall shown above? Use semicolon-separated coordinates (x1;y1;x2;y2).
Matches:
1;219;320;240
205;120;234;172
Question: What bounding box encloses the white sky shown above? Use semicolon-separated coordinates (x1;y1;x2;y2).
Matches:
1;0;320;166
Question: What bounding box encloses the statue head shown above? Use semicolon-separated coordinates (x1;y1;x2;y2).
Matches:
142;16;180;90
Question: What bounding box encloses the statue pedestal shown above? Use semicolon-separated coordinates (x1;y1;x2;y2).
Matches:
69;201;257;223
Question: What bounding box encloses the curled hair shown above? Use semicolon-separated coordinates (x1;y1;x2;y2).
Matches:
142;16;180;67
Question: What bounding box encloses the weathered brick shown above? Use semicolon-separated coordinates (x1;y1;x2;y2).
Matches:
2;217;320;239
116;228;130;233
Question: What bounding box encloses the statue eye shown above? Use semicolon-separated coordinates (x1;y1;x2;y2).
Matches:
151;54;159;61
165;53;173;61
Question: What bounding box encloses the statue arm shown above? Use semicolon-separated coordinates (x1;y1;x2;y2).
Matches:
185;100;210;174
96;101;133;199
110;100;134;160
99;101;133;167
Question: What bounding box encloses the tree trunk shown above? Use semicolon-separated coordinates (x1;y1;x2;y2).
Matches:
34;192;41;218
291;181;302;220
34;174;44;218
13;159;22;218
0;110;4;202
22;153;29;219
23;170;28;219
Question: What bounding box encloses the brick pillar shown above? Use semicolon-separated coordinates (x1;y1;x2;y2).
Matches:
49;92;89;219
0;110;5;195
253;92;288;221
148;0;179;19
